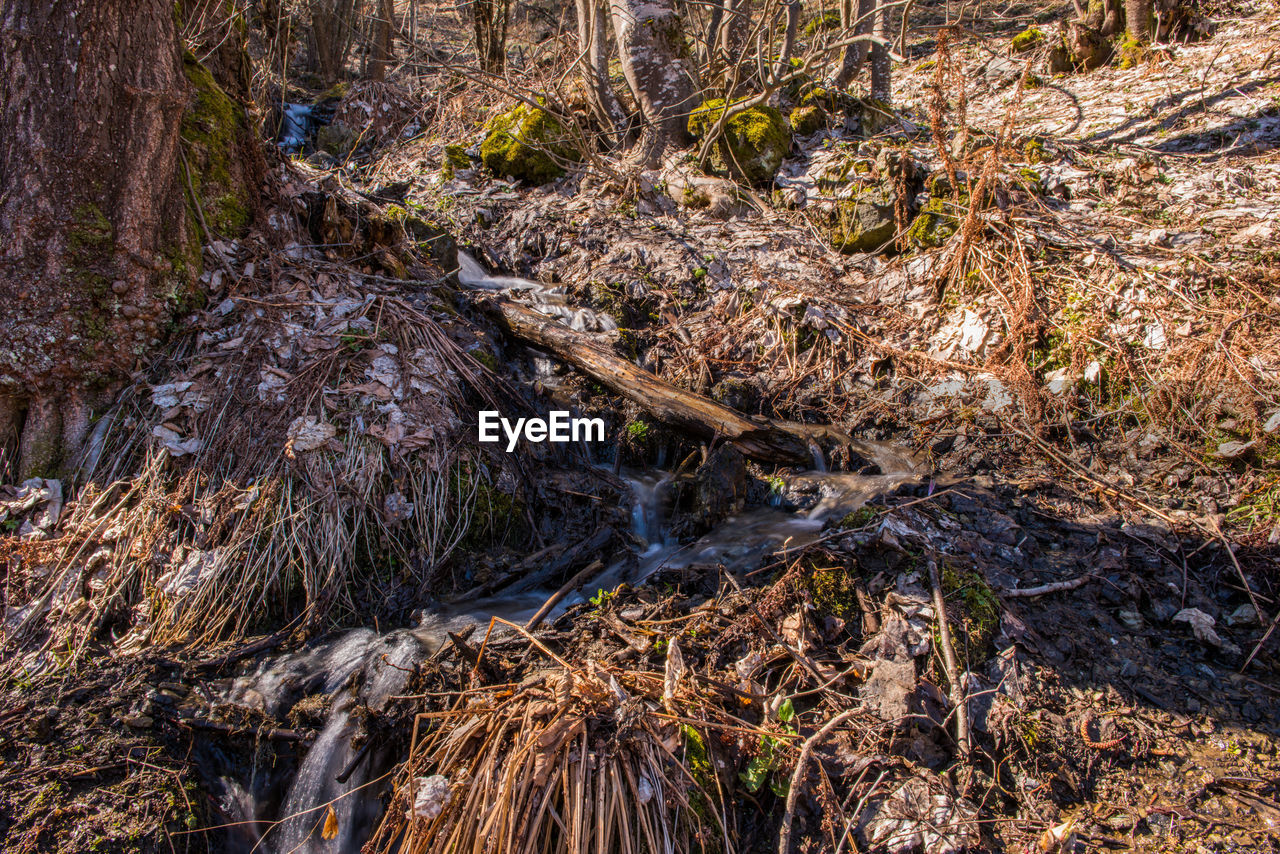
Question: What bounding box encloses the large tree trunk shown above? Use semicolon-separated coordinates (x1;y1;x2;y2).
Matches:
0;0;188;478
609;0;699;165
0;0;259;480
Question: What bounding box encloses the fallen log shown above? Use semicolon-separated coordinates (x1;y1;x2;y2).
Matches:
481;296;814;465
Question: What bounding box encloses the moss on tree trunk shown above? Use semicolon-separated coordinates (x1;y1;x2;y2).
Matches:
0;0;261;480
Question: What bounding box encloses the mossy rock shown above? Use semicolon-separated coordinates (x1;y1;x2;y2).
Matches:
480;102;579;185
905;195;960;250
827;185;897;254
789;104;826;137
402;215;457;270
441;143;472;179
803;11;842;37
852;97;897;138
710;375;760;412
1115;36;1152;69
799;86;855;114
1023;138;1047;163
688;99;792;186
316;121;359;157
1011;26;1046;53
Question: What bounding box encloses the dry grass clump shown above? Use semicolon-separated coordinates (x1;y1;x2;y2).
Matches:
2;261;515;668
367;631;739;854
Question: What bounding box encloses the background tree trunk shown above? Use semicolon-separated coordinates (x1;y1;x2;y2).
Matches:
310;0;362;83
575;0;627;143
473;0;510;74
1101;0;1124;36
716;0;750;64
370;0;396;80
775;0;801;81
0;0;259;480
610;0;699;164
1126;0;1153;40
869;0;892;102
834;0;875;87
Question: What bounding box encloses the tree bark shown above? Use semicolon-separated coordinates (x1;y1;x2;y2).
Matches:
310;0;361;83
775;0;801;81
370;0;396;80
1125;0;1153;41
575;0;627;143
834;0;875;87
473;0;510;74
717;0;751;67
869;0;892;102
483;297;813;464
0;0;260;479
0;0;190;478
609;0;699;165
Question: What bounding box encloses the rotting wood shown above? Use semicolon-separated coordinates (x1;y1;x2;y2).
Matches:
481;296;818;465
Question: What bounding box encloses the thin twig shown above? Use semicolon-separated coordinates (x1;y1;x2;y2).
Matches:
928;556;970;757
778;708;859;854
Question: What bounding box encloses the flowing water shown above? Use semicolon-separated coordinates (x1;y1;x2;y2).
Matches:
202;253;919;852
457;251;618;333
204;461;915;853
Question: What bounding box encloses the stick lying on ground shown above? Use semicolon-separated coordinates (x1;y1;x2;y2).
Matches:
481;295;816;465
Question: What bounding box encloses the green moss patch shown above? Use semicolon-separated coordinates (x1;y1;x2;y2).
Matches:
1011;26;1046;53
803;11;841;37
906;195;961;250
688;99;792;186
480;102;579;185
940;564;1000;668
802;562;863;622
180;51;251;238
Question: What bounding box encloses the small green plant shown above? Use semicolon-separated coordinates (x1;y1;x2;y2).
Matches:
625;419;650;442
590;587;615;607
340;332;371;351
739;698;797;796
1228;478;1280;530
839;505;878;528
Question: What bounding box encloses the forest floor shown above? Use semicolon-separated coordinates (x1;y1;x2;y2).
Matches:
2;1;1279;852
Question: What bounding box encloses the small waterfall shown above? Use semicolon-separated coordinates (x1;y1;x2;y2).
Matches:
456;252;617;333
626;472;671;546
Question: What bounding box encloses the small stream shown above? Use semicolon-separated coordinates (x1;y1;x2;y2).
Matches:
200;253;919;852
203;461;915;852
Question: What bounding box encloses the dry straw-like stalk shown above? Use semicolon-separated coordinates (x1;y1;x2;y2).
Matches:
368;642;740;854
